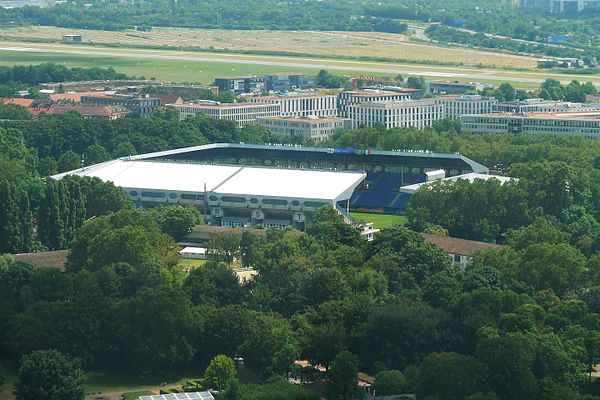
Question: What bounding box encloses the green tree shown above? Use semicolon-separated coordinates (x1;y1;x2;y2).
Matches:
406;76;425;89
83;144;110;166
327;350;360;400
204;354;237;391
239;230;261;268
416;352;488;400
57;150;81;173
373;370;405;396
15;349;86;400
149;205;202;240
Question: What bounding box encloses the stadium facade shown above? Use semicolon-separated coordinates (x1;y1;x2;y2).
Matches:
53;143;489;228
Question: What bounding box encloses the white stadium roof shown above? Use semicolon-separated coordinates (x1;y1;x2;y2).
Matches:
54;160;366;203
399;173;515;195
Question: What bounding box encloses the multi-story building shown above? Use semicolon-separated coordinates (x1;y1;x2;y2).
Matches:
263;73;315;92
80;94;161;118
428;81;490;95
338;90;413;118
493;98;600;114
435;94;498;120
172;102;281;127
257;116;349;142
48;104;129;120
249;94;338;118
214;76;265;95
460;111;600;138
348;99;444;130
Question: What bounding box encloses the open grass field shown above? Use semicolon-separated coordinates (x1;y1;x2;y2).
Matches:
350;212;407;229
0;41;596;88
0;26;538;68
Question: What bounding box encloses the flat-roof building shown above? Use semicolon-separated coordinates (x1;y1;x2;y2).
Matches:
172;102;281;127
348;99;445;129
461;111;600;138
214;76;265;95
263;73;315;92
435;94;498;120
63;34;82;42
428;81;490;95
493;98;600;114
338;90;414;118
53;159;365;231
249;94;337;118
257;116;349;142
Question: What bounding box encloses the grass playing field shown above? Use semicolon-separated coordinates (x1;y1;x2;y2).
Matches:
350;212;408;229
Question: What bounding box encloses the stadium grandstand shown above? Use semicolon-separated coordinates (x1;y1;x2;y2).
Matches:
53;143;489;227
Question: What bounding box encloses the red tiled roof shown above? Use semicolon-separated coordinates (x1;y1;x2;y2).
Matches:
421;233;501;256
1;98;35;107
13;250;68;270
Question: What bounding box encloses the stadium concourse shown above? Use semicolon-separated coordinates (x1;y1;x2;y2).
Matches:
53;143;491;230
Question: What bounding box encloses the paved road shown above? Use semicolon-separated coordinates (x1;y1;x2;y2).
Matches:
0;43;594;85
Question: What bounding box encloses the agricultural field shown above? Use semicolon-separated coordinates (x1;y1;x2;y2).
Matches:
0;26;538;68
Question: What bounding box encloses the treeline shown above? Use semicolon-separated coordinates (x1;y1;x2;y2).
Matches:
0;63;129;85
2;207;600;399
483;79;597;102
0;108;277;254
426;25;589;60
0;0;407;33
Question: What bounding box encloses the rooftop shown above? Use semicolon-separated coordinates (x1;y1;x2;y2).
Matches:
53;160;366;202
343;90;413;97
421;233;502;256
12;250;68;270
400;173;514;194
139;392;214;400
173;102;275;109
49;91;109;102
258;116;343;123
468;111;600;120
354;99;437;108
1;97;35;107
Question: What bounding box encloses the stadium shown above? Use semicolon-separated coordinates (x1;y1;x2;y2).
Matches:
54;143;489;230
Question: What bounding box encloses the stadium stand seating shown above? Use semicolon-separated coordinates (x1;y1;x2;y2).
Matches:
351;170;425;212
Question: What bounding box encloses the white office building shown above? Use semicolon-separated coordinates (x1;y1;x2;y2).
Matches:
338;90;414;118
249;94;337;118
172;102;280;127
435;94;498;120
348;99;445;129
461;111;600;138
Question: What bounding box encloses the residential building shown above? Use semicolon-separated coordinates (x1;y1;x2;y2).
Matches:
249;94;338;118
47;104;129;120
263;73;315;92
172;102;281;127
428;81;490;95
348;99;445;129
214;76;265;95
81;94;161;118
257;116;349;142
435;94;498;119
421;233;501;270
460;111;600;138
338;90;413;118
